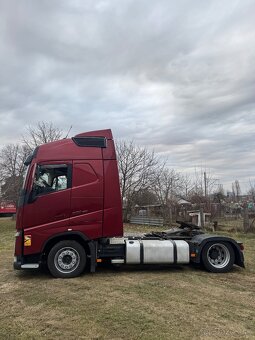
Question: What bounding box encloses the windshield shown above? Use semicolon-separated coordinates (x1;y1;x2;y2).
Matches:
22;148;38;190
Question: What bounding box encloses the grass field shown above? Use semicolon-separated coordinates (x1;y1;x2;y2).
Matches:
0;218;254;339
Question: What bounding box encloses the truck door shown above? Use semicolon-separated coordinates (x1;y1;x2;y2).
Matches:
69;160;104;239
22;162;72;255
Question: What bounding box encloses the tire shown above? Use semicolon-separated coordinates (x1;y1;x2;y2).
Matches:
47;240;86;278
201;242;235;273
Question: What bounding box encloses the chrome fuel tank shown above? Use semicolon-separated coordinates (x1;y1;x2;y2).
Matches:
125;239;189;264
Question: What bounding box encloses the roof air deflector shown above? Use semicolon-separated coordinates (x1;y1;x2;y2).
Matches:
72;136;107;148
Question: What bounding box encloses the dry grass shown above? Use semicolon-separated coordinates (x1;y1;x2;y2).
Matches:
212;217;255;233
0;218;255;339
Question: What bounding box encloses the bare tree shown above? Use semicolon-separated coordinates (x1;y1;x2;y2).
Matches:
232;180;241;202
211;184;226;219
0;144;30;202
179;173;194;199
193;168;218;197
22;121;62;151
131;189;158;210
189;168;218;200
116;140;163;221
153;169;181;225
0;121;62;202
248;179;255;201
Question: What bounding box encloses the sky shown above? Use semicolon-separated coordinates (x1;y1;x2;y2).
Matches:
0;0;255;192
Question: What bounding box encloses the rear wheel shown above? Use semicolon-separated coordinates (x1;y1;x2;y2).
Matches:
201;242;235;273
47;240;86;278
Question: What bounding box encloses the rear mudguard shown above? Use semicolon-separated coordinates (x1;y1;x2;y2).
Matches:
189;234;245;268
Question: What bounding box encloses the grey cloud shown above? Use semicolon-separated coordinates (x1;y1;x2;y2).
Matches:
0;0;255;191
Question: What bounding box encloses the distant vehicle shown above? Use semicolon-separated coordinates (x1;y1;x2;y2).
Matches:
0;201;16;217
14;129;245;278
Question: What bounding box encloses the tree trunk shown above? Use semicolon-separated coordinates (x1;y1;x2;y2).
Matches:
169;204;172;227
243;204;249;233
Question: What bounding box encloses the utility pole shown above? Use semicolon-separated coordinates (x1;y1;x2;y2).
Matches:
169;177;173;227
204;171;207;197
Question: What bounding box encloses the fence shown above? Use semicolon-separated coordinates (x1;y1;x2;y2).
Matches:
130;216;164;226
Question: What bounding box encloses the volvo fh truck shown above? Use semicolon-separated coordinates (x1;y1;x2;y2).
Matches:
14;129;244;278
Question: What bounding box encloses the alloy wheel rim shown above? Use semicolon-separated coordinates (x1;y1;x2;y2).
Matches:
54;247;80;273
206;243;230;269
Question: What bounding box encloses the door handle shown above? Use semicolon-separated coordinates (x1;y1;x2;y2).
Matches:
72;210;81;216
53;214;66;220
71;210;89;216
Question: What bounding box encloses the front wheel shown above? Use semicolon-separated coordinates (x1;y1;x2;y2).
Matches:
47;240;86;278
201;242;235;273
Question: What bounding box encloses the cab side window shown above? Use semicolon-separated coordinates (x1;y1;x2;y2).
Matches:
34;164;70;195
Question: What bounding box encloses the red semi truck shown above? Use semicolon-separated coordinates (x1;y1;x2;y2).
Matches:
14;129;244;278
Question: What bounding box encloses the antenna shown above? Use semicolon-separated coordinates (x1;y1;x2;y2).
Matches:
64;125;72;139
